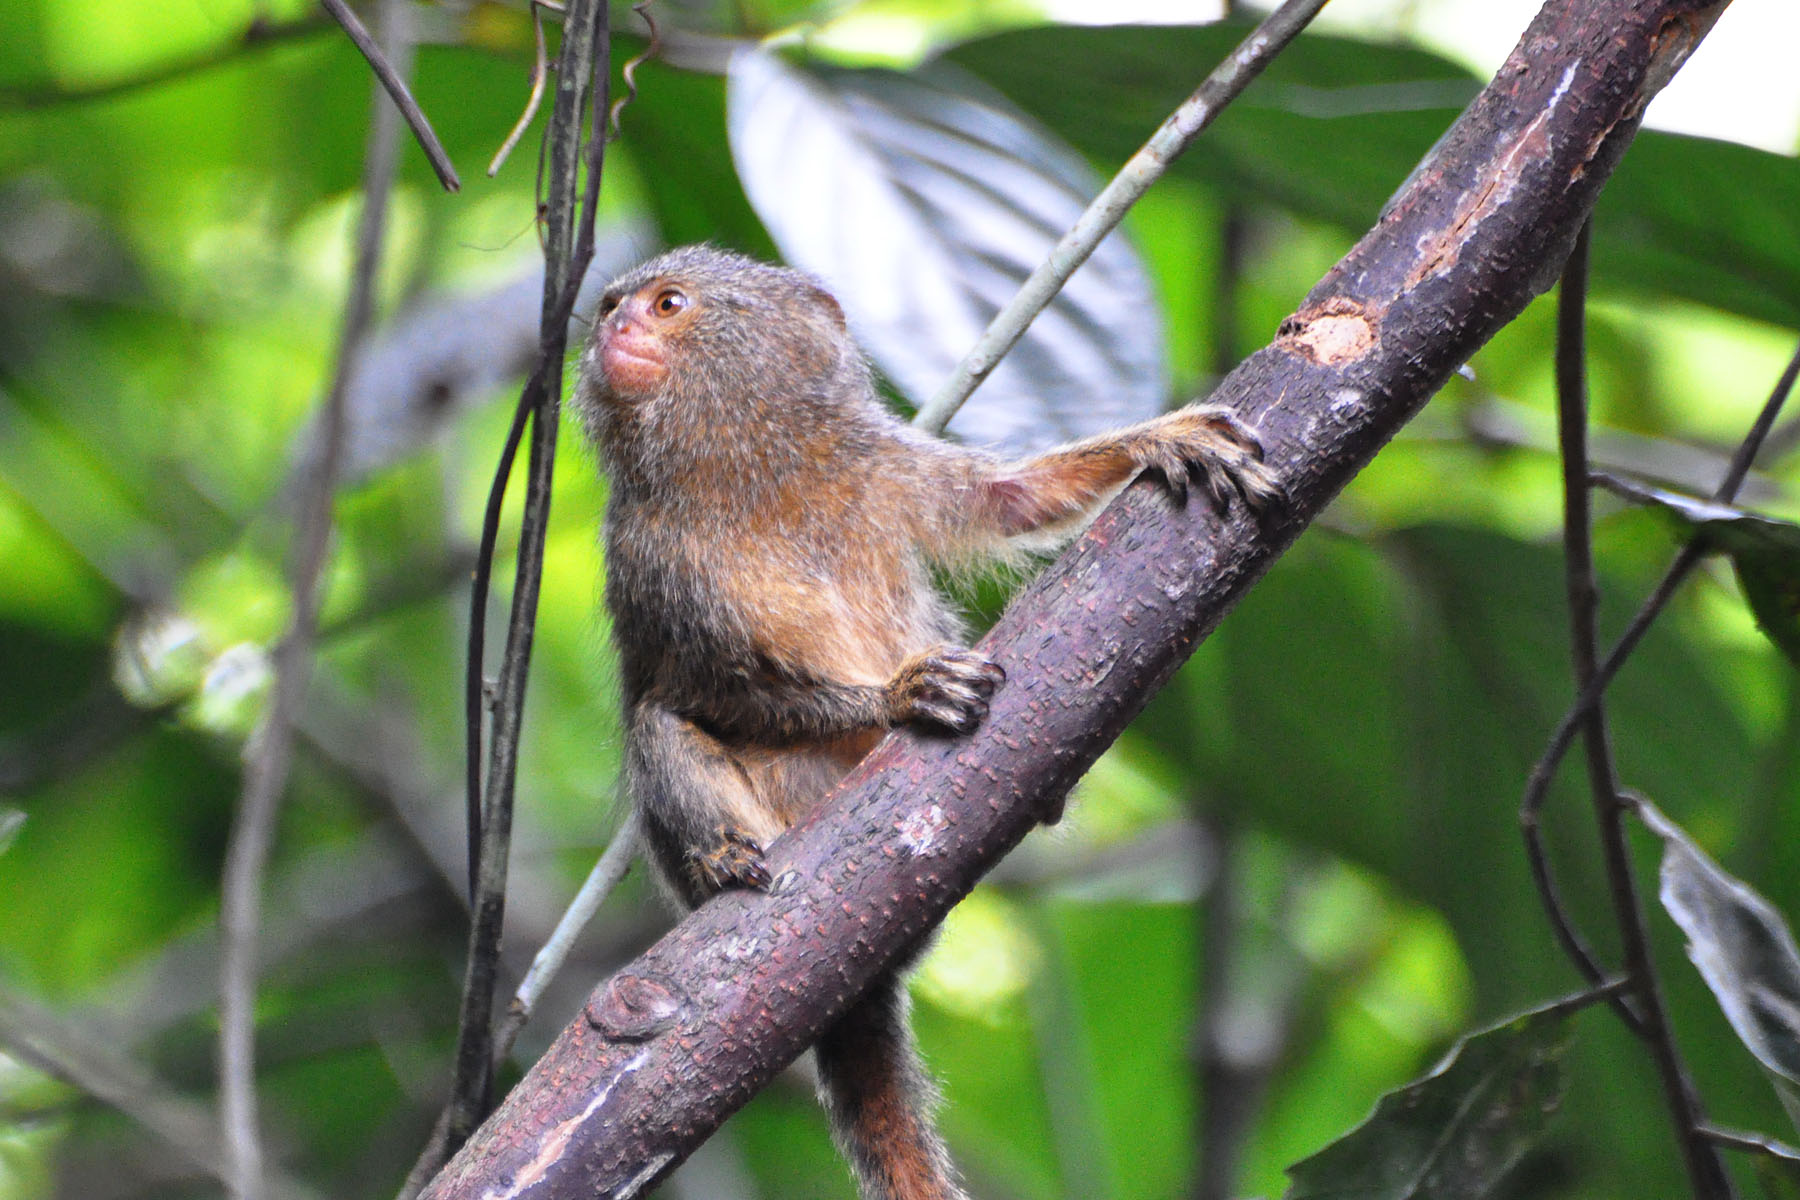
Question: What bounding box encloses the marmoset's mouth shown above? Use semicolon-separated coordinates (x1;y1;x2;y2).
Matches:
601;331;667;394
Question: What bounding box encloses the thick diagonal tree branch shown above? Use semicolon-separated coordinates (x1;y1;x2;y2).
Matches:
419;0;1730;1194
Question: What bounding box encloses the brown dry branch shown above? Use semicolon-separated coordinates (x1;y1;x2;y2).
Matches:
419;0;1731;1194
411;2;613;1194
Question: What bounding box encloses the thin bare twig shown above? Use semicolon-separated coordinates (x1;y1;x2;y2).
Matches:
488;2;554;177
492;812;641;1066
913;0;1331;434
460;399;532;906
320;0;461;193
429;0;613;1186
215;6;406;1197
1524;221;1640;1025
399;334;539;1200
1546;220;1731;1200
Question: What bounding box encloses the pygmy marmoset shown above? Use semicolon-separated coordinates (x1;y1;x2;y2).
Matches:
577;245;1278;1200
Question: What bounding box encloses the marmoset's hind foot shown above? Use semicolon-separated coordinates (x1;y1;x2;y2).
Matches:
892;648;1006;736
1149;405;1284;512
687;826;773;894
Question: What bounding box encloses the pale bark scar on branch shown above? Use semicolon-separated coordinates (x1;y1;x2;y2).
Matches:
1278;298;1377;366
1406;62;1574;288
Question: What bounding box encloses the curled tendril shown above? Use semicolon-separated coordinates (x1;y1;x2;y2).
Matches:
608;0;660;141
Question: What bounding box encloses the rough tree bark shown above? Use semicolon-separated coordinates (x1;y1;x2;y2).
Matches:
420;0;1731;1194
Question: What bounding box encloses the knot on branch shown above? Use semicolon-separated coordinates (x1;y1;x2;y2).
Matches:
588;972;686;1042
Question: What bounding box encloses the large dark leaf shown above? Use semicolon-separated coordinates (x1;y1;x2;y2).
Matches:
727;47;1167;451
1638;799;1800;1134
1283;998;1575;1199
949;23;1800;329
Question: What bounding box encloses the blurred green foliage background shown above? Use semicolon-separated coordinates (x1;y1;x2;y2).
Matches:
2;1;1799;1198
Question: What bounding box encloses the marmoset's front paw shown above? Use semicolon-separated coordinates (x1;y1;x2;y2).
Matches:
890;648;1006;736
1145;405;1284;512
687;825;773;895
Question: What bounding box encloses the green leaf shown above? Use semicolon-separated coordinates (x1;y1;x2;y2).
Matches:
1638;799;1800;1137
948;23;1800;328
1282;998;1576;1200
1596;474;1800;668
726;49;1166;450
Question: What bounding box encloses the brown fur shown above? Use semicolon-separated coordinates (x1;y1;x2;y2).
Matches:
577;245;1277;1200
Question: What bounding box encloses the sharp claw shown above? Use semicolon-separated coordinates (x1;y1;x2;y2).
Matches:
1207;466;1234;512
913;700;954;726
901;648;1006;735
692;828;775;893
923;699;983;733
